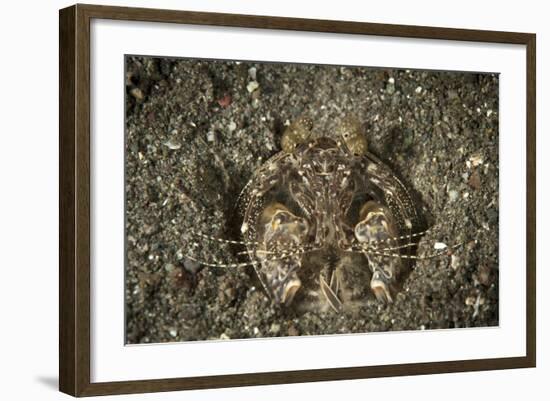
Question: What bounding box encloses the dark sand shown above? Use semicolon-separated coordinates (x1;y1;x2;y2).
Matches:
125;56;499;343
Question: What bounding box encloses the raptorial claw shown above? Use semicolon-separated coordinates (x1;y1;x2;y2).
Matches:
355;200;403;303
257;202;309;306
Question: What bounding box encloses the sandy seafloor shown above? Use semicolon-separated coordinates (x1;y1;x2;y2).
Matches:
124;56;499;344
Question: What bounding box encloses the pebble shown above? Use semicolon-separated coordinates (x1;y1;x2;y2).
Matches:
448;189;459;201
386;77;395;94
217;93;232;108
169;328;178;337
206;131;216;142
247;81;259;93
447;89;458;100
415;86;423;94
469;154;484;167
183;258;201;274
288;326;299;336
451;254;460;270
468;171;481;190
473;295;483;318
163;139;181;150
130;87;144;100
434;242;447;250
478;264;491;286
227;121;237;132
248;66;257;80
223;287;236;301
269;323;281;334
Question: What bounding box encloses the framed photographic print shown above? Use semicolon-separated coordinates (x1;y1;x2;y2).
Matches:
59;4;536;397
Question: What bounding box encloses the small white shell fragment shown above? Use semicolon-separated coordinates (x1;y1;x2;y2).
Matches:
270;323;281;333
469;154;484;167
388;77;395;84
451;254;460;270
248;66;257;80
487;109;493;117
169;329;178;337
472;295;482;318
247;81;259;93
227;121;237;132
206;131;215;142
367;163;378;172
434;242;447;250
448;190;458;201
415;86;423;94
163;139;181;150
240;223;249;233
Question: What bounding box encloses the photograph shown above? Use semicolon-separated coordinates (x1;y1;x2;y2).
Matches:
124;56;499;344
